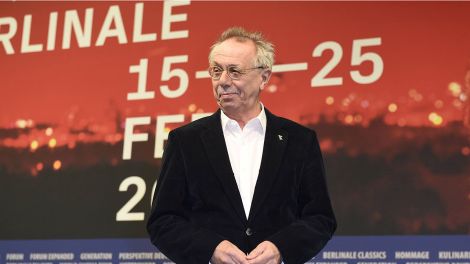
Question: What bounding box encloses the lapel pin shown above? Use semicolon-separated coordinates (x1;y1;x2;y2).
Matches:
278;135;283;141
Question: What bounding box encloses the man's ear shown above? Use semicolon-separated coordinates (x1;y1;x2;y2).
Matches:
260;70;272;89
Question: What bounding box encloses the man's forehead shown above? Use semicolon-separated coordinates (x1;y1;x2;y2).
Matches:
212;38;257;63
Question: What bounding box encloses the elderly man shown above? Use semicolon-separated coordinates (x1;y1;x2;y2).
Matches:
147;27;336;264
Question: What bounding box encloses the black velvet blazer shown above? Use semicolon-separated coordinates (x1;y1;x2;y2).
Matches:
147;109;336;264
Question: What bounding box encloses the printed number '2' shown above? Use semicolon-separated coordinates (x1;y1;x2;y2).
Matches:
116;176;146;221
311;37;383;87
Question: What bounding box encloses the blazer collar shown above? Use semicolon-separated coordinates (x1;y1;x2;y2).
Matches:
200;110;247;223
200;108;288;223
248;108;288;222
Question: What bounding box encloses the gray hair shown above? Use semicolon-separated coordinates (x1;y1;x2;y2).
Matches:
208;27;275;70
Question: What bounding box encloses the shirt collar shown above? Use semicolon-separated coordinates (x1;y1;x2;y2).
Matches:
221;103;267;133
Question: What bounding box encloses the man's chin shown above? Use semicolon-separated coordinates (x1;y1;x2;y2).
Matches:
219;102;240;112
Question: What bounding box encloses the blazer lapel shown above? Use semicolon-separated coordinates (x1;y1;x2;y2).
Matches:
248;110;288;221
200;110;247;223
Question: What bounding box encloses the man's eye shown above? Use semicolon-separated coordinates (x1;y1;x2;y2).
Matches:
212;67;223;73
229;68;242;74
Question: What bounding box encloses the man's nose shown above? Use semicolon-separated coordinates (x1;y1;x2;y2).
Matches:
218;70;232;86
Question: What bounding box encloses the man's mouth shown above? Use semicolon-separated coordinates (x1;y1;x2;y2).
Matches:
219;92;238;97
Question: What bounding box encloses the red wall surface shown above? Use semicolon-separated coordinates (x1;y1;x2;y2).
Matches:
1;2;470;239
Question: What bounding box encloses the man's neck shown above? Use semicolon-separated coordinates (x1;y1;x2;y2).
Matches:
222;103;262;129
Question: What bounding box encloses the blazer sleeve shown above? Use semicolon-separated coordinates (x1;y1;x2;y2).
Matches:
267;131;337;264
146;130;225;263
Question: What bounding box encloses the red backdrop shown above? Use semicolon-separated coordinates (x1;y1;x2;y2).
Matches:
1;2;470;239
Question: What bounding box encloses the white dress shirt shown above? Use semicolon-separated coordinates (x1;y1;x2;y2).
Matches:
220;104;267;219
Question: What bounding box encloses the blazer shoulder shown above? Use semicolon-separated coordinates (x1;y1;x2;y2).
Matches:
171;113;216;136
274;115;318;139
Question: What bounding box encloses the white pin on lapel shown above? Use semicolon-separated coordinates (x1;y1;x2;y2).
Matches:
278;135;283;141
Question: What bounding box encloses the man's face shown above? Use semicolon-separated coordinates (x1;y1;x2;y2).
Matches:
210;38;269;115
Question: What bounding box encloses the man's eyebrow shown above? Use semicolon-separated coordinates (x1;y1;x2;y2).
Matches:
212;61;240;68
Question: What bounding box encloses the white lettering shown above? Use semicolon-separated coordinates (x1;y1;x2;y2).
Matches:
395;251;429;259
439;251;470;259
30;253;48;260
160;55;189;98
6;253;24;260
47;253;74;260
119;252;154;260
322;251;357;259
127;58;155;100
155;114;184;158
161;0;190;40
357;251;387;259
122;117;151;160
0;16;17;54
80;252;113;260
133;3;157;43
3;2;191;55
62;8;94;49
46;12;58;51
21;14;43;53
96;5;127;46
